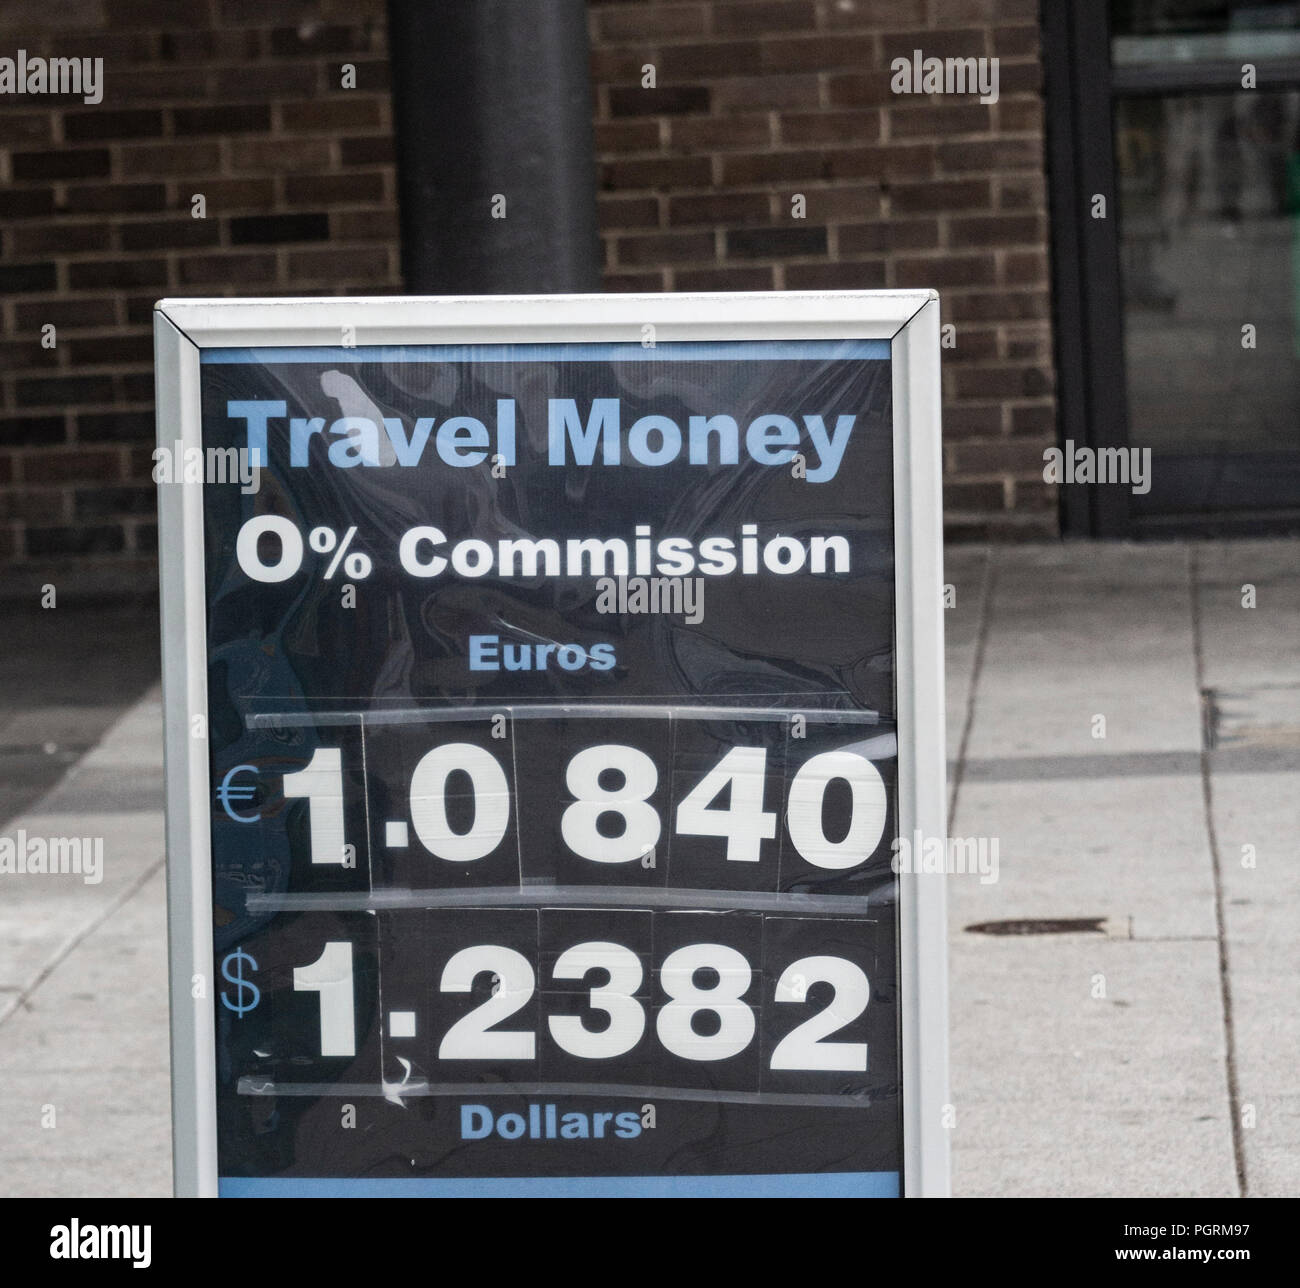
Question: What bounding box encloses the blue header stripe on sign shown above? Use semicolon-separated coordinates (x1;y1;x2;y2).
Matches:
200;340;891;364
219;1171;900;1198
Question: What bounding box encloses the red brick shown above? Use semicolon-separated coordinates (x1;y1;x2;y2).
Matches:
896;253;997;288
944;405;1005;437
1011;402;1057;436
760;34;874;73
921;0;996;19
819;0;925;24
602;270;667;293
228;138;333;173
825;70;897;108
215;64;320;100
949;440;1049;475
657;42;764;78
780;111;881;145
173;104;272;135
714;2;816;35
601;156;713;190
12;149;110;181
787;187;883;221
1002;249;1049;285
674;265;774;291
1008;479;1059;511
0;113;54;146
598;4;709;40
599;196;662;230
998;174;1046;209
938;326;1000;361
713;75;820;110
880;29;990;62
1005;329;1052;360
9;223;111;255
286;247;392;279
591;47;657;82
67;334;154;367
62;184;166;215
721;150;828;184
786;260;887;289
0;490;69;524
888;103;992;139
669;114;772;150
615;231;715;266
68;259;169;289
993;25;1041;58
284;173;389;205
339;135;395;165
995;60;1042;94
119;142;223;177
948;213;1044;248
268;24;378;56
14;299;118;330
22;448;121;484
0;189;55;219
951;363;1052;399
177;252;277;285
596;119;662;152
331;209;399;240
609;85;711;117
998;97;1044;132
279;97;385;131
120;220;221;251
840;218;939;252
189;178;277;211
668;192;771;225
114;68;215;100
938;137;1042;173
944;481;1007;511
947;289;1049;321
826;143;935;180
891;178;991;214
727;225;826;257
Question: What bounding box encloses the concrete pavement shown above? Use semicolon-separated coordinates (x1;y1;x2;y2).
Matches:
0;539;1296;1197
946;540;1298;1197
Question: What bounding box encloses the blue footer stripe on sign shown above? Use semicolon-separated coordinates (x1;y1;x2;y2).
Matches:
219;1172;899;1198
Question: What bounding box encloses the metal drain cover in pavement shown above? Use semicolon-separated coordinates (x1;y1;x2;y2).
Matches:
1204;684;1300;750
966;918;1106;936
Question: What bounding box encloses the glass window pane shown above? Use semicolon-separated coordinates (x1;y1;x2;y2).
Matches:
1114;90;1300;456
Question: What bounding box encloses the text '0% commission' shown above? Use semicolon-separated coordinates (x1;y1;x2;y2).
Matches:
236;517;373;583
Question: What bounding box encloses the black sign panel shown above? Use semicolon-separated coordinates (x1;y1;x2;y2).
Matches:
197;338;901;1196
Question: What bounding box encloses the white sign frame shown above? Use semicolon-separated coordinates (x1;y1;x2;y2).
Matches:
154;290;949;1198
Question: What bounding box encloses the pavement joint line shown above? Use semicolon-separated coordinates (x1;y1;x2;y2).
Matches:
0;856;164;1032
1190;543;1248;1198
947;545;994;830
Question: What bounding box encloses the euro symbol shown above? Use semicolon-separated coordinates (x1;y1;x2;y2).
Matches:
217;764;260;823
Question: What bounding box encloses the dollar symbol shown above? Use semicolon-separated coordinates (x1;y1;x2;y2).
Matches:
221;948;261;1017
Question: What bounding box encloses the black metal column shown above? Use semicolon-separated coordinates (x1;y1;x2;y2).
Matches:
386;0;601;294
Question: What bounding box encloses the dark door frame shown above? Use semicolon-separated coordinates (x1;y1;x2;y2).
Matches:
1042;0;1300;537
1043;1;1132;538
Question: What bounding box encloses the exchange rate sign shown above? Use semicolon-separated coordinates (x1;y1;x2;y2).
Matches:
155;292;948;1197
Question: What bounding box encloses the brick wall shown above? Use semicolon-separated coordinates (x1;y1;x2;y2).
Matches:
589;0;1057;538
0;0;1056;590
0;0;399;588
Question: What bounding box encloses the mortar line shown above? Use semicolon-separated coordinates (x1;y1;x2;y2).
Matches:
947;545;995;831
1189;544;1247;1197
0;855;164;1030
